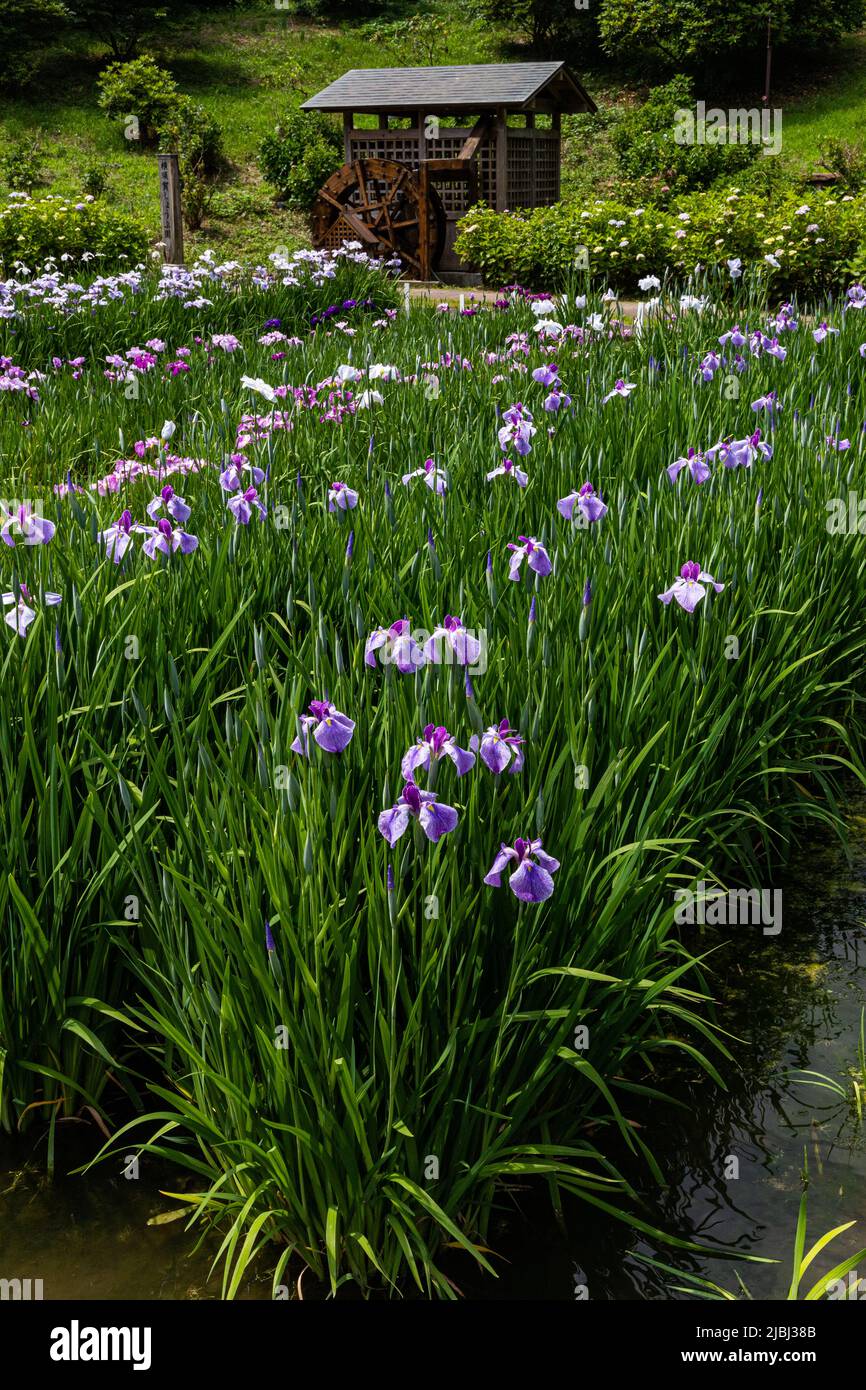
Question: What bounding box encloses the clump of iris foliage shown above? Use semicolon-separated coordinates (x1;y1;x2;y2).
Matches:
1;246;866;1298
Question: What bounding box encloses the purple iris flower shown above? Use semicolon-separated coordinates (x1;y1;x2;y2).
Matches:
507;535;552;581
543;389;571;412
718;325;746;348
98;508;134;563
497;403;536;456
378;781;458;846
484;836;560;902
826;435;851;451
486;456;528;487
557;482;607;524
667;447;711;485
220;458;265;492
707;429;772;469
265;919;276;953
601;379;636;404
532;363;559;387
227;486;267;524
147;485;191;524
365;619;426;673
0;503;55;548
813;322;839;344
401;724;475;780
402;458;446;494
2;583;62;638
750;391;780;414
328;481;359;512
658;561;724;613
423;614;481;667
475;719;525;774
291;699;355;756
140;517;198;558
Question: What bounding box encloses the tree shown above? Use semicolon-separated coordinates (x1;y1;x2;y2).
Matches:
598;0;866;66
477;0;600;53
65;0;236;60
0;0;70;90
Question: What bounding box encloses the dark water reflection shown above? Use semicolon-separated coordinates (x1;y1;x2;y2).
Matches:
467;809;866;1299
1;813;865;1300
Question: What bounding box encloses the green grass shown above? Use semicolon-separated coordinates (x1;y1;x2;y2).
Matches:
774;35;866;170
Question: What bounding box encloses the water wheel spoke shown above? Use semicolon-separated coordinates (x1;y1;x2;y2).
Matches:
312;158;445;272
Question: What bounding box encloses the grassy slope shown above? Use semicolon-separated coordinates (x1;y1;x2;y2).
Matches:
776;33;866;165
1;6;865;263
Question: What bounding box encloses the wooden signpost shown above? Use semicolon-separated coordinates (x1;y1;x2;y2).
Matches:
157;152;184;266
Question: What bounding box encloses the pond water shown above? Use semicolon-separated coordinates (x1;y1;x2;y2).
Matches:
467;806;866;1299
2;809;865;1301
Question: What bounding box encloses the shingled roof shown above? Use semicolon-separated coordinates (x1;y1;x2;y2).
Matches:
301;62;596;115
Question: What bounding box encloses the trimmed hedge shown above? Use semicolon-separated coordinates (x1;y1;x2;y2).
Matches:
455;187;866;296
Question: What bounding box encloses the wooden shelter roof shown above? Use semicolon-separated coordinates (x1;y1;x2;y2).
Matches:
301;62;596;115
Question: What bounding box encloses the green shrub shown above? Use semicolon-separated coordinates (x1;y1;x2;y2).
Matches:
818;138;866;193
97;54;180;144
1;139;46;192
279;139;340;211
157;95;224;177
0;194;149;272
260;110;341;209
82;164;109;199
611;77;757;194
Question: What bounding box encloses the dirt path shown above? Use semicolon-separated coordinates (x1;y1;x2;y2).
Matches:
403;281;640;320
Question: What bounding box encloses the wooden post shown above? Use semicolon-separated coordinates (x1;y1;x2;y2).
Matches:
494;106;508;212
527;110;537;208
343;112;353;165
417;109;427;165
157;152;184;266
418;160;431;282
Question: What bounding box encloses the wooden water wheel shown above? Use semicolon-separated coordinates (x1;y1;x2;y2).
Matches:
311;157;445;277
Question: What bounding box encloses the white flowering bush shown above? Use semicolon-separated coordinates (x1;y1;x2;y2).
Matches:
456;188;866;296
0;193;150;272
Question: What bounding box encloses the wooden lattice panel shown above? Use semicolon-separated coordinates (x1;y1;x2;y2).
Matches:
507;131;533;209
533;133;560;206
319;214;356;250
349;135;421;166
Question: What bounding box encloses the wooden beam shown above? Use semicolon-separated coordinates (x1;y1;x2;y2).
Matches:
456;113;493;161
342;111;353;164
